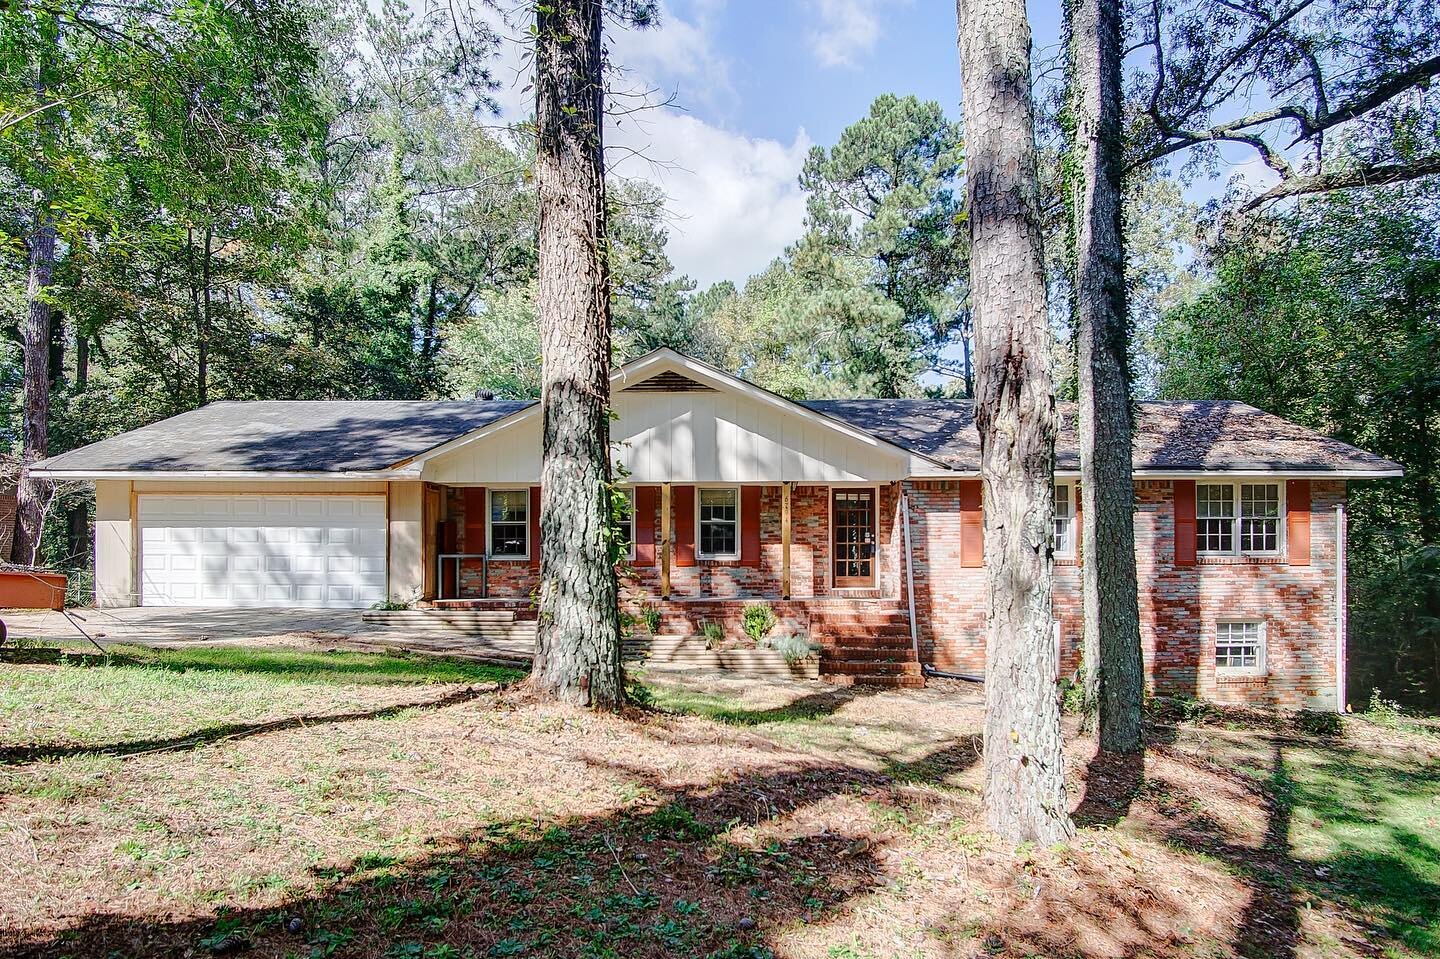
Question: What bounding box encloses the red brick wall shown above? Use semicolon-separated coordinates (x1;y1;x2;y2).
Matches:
905;478;1344;710
445;483;904;606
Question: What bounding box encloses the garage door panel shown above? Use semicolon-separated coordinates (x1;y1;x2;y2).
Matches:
139;494;386;609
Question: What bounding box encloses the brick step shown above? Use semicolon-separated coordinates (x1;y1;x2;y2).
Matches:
820;647;916;662
813;628;913;641
810;613;909;626
824;673;926;689
821;660;922;676
812;634;914;648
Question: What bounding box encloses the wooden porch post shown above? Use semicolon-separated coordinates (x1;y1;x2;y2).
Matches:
660;482;672;599
780;482;792;600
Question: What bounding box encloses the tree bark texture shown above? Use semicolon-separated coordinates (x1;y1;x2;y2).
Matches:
14;208;56;566
1068;0;1145;753
530;0;624;710
956;0;1075;845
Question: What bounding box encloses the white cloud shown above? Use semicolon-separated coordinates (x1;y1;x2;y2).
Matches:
485;2;808;288
608;110;810;288
804;0;884;68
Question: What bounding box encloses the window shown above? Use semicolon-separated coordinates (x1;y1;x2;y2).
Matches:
1197;482;1282;555
488;489;529;558
614;488;635;560
1216;621;1265;673
1053;483;1075;556
698;487;739;559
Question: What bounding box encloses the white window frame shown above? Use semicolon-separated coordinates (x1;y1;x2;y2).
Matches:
486;487;530;561
1215;619;1267;676
1196;480;1284;557
696;486;741;561
615;487;636;561
1053;481;1076;558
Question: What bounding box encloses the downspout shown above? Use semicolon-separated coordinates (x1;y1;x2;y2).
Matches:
901;485;984;684
1336;502;1348;714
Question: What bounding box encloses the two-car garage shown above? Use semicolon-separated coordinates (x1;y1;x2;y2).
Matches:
137;494;387;608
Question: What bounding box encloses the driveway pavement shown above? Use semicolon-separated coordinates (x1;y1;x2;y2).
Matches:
0;606;535;663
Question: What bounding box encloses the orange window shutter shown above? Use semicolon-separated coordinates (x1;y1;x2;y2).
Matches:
529;486;541;567
464;487;487;555
959;480;983;568
1286;479;1311;566
634;486;657;567
740;486;762;567
673;486;696;567
1173;480;1197;567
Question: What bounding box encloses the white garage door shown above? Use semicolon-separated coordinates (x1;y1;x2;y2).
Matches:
139;494;387;608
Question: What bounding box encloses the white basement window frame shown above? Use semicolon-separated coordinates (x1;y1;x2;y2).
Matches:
1053;481;1076;558
697;486;740;561
1197;480;1284;556
1215;620;1267;676
487;488;530;560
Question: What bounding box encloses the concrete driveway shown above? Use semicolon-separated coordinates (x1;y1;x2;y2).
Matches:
0;606;535;663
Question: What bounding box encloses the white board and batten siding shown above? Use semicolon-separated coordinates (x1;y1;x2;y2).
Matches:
138;493;387;608
422;389;910;485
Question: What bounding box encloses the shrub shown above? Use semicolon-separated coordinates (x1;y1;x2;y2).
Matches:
742;603;778;643
700;620;725;646
639;602;662;635
1367;690;1409;729
764;633;817;664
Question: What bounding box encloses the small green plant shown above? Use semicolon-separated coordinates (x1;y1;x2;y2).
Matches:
370;597;412;611
639;602;662;635
700;620;725;646
1059;675;1089;715
764;633;816;664
1366;690;1408;729
742;603;778;643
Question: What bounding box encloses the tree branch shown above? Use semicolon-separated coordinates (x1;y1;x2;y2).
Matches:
1241;155;1440;210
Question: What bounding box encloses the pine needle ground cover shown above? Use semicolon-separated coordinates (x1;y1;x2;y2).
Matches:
1;645;1436;958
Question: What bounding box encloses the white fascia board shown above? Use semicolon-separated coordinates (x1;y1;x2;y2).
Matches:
30;469;401;481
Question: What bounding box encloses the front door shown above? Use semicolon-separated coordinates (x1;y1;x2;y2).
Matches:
832;488;877;588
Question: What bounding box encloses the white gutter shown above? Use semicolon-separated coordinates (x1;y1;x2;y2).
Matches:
900;488;920;663
1336;502;1348;714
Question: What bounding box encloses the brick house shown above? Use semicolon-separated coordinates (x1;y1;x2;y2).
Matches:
33;349;1399;710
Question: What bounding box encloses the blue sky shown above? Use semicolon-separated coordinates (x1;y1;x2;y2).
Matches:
491;1;1229;289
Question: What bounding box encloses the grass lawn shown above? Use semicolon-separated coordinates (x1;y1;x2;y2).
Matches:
1;643;1437;959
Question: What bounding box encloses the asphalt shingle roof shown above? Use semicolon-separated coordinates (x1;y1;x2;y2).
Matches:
35;396;1399;476
805;399;1401;474
35;400;532;473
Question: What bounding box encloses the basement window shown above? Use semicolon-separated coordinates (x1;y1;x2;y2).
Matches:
1216;621;1266;675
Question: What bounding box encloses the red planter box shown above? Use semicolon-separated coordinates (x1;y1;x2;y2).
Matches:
0;570;68;610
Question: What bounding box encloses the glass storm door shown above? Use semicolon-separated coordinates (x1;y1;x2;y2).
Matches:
832;489;877;588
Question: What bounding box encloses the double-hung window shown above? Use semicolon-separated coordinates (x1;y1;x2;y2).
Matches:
1053;483;1076;557
1216;621;1265;674
1197;481;1281;556
698;487;739;559
488;489;529;559
614;488;635;560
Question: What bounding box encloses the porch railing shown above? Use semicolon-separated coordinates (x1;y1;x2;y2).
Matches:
437;553;488;600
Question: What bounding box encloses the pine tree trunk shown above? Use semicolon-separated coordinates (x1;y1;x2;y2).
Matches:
1068;0;1144;753
956;0;1074;844
530;0;623;710
14;207;56;566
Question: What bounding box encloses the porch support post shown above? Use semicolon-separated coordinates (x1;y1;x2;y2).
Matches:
660;482;672;600
781;482;792;600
